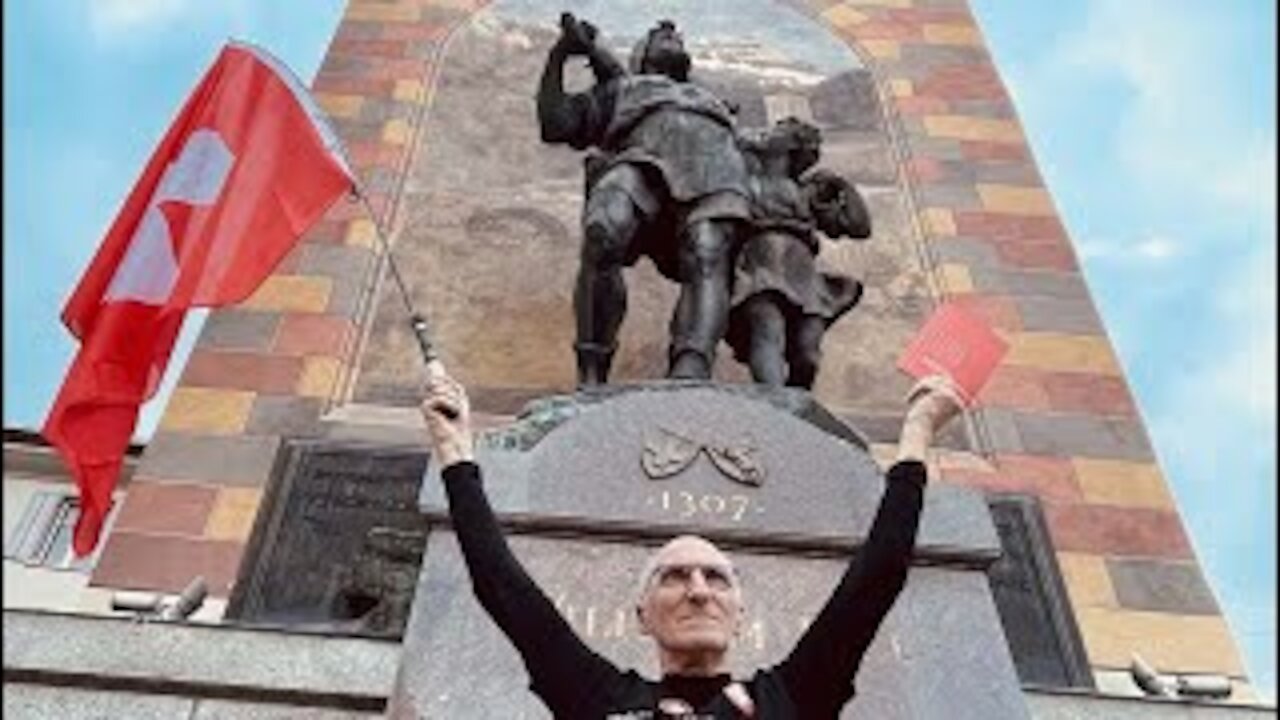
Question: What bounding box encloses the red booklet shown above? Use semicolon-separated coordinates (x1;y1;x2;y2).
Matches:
897;301;1008;406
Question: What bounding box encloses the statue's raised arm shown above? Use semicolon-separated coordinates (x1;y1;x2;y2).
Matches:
537;13;624;148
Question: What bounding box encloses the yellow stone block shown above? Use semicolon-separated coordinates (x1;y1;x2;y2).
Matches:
938;263;974;293
159;388;254;435
1073;458;1175;510
240;276;332;313
297;356;343;398
860;40;900;60
346;3;421;23
394;79;425;103
821;5;868;32
849;0;910;7
1005;333;1122;375
922;207;956;237
314;93;363;119
382;118;412;146
977;184;1056;216
1056;552;1117;609
1075;607;1246;675
204;488;263;542
923;115;1023;143
923;23;982;46
888;79;914;98
345;219;378;248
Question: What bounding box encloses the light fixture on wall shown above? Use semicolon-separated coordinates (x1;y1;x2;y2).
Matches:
109;576;207;622
1130;653;1233;700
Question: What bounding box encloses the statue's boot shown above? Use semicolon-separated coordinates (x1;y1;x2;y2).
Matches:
575;341;616;386
668;345;713;380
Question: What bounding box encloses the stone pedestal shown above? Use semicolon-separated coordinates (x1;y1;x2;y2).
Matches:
388;383;1030;718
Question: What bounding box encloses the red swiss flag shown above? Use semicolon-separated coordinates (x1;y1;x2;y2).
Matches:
42;42;354;556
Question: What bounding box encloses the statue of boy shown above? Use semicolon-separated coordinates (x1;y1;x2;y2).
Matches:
537;14;752;384
725;118;871;388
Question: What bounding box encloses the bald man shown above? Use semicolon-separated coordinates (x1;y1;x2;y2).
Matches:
421;374;961;718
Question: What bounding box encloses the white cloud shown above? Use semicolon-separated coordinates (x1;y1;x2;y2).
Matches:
88;0;189;37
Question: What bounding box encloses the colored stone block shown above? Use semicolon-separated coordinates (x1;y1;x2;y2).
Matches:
949;293;1023;332
244;395;325;437
158;388;255;435
923;115;1023;143
922;23;981;46
204;487;264;543
383;118;412;146
1056;552;1117;609
91;532;245;596
182;350;304;394
922;207;956;237
977;184;1055;216
346;3;422;23
1044;503;1191;559
1041;372;1136;417
1005;332;1121;375
1014;411;1152;461
394;78;426;102
968;266;1087;299
240;276;332;313
976;366;1051;411
889;78;914;97
860;40;901;60
1107;558;1220;616
196;310;280;352
1072;458;1175;510
273;314;354;357
1012;295;1102;334
345;218;379;248
1074;606;1245;676
297;356;344;399
313;93;363;119
937;263;974;293
111;481;218;537
137;432;282;487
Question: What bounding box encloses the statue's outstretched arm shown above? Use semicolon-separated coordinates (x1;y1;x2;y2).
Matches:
807;169;872;240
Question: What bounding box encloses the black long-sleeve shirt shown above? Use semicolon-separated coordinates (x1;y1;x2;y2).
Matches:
442;459;927;718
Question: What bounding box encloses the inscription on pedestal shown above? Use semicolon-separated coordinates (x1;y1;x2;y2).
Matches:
225;442;429;639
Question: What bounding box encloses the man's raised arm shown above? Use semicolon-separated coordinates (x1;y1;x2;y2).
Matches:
537;13;615;148
421;370;623;713
775;377;962;715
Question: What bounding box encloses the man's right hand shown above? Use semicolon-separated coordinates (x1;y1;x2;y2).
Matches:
421;364;475;468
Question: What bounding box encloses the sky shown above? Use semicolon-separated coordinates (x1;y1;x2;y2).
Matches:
3;0;1275;702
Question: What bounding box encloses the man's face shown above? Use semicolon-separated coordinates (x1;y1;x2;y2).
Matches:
637;536;744;660
642;23;690;79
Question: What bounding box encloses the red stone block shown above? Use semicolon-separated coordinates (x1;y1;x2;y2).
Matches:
379;23;450;42
977;365;1051;411
330;38;410;60
1041;372;1137;417
347;140;406;171
885;8;972;24
916;65;1005;101
111;481;218;537
948;292;1023;332
941;453;1082;504
302;219;349;246
311;74;395;97
91;532;245;596
895;95;951;116
994;240;1079;271
181;350;303;394
366;57;430;82
1044;503;1194;558
960;141;1029;163
907;156;946;183
853;21;922;40
273;314;355;357
954;211;1068;242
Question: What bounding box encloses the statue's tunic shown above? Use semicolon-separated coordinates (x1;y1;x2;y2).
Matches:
570;75;751;224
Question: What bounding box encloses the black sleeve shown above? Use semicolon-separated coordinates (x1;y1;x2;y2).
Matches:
775;460;927;714
442;462;625;713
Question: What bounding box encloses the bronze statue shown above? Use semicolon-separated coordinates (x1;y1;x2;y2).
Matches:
537;14;752;385
725;118;871;388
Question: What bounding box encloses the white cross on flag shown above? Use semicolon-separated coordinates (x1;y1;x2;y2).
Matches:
43;42;354;556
